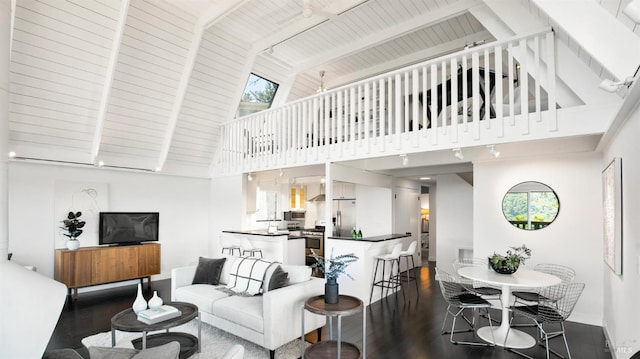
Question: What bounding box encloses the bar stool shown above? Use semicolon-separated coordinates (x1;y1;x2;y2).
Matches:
369;243;403;304
240;237;263;258
399;240;419;295
220;235;241;256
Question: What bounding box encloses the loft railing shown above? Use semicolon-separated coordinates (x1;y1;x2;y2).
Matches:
214;29;557;174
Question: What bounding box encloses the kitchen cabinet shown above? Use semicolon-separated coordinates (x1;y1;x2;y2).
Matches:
333;181;356;200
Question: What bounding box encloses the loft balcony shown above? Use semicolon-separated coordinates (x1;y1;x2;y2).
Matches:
212;29;613;176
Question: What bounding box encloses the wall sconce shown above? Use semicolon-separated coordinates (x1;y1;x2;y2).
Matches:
599;78;634;93
400;154;409;166
487;145;500;158
624;0;640;23
247;172;253;181
452;148;464;160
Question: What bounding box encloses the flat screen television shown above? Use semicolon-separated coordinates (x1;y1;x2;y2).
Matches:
99;212;159;246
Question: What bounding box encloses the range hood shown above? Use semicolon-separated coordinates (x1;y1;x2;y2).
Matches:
308;193;325;202
307;183;326;202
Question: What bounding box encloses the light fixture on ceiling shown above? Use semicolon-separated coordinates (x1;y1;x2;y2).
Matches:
97;160;105;168
399;154;409;166
463;40;486;50
247;172;253;181
419;176;431;181
279;168;284;177
599;77;634;93
453;148;464;160
316;70;327;93
154;167;162;172
487;145;500;158
624;0;640;23
8;151;16;159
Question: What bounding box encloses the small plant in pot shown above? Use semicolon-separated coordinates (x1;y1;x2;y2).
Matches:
60;211;86;250
309;248;359;304
489;245;531;274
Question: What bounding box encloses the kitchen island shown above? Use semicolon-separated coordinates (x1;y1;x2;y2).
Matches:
325;233;411;304
221;230;305;265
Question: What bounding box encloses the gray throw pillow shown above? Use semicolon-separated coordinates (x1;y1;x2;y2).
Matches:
192;257;227;285
267;265;289;291
88;341;180;359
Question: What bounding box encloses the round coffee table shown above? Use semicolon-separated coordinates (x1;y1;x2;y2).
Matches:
111;301;200;359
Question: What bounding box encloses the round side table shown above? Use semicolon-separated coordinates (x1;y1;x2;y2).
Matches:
301;294;365;359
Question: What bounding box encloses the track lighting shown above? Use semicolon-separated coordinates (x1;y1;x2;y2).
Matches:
487;145;500;158
247;173;253;181
400;154;409;166
599;78;634;93
453;148;464;160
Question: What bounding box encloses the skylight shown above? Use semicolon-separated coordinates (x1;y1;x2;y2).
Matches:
236;73;279;118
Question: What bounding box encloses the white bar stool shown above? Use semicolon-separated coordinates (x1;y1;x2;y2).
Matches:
240;237;263;258
369;243;403;304
220;235;241;256
399;240;419;295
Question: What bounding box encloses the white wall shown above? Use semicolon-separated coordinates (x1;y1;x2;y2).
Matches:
8;162;211;288
435;174;473;267
473;153;603;325
211;174;244;255
602;103;640;358
356;184;392;236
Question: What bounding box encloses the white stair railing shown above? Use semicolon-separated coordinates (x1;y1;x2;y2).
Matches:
215;29;556;174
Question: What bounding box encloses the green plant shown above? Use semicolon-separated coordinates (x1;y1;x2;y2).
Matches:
60;211;86;240
309;248;359;281
489;245;532;271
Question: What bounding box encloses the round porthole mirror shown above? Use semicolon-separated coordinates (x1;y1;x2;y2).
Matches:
502;181;559;230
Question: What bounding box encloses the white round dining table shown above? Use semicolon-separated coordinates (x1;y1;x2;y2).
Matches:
457;266;561;348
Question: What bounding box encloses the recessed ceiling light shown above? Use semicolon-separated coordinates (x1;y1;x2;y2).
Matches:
8;151;16;158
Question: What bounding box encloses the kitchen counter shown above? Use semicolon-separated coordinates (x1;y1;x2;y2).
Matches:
328;233;410;242
325;233;412;304
221;230;304;265
223;229;296;237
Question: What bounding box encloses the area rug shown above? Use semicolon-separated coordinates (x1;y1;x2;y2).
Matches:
82;321;308;359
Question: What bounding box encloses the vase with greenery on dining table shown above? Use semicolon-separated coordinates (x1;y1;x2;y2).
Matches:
488;245;531;274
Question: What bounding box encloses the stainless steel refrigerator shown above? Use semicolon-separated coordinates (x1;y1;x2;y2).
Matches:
332;199;356;237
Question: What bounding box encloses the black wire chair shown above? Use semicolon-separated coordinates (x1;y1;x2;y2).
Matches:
435;268;495;346
506;282;585;359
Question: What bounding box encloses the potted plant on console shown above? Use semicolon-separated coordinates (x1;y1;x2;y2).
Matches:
309;249;358;304
489;244;531;274
60;211;85;250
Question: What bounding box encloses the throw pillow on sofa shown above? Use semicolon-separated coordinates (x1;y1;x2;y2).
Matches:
267;265;289;291
192;257;226;285
225;257;272;295
88;341;180;359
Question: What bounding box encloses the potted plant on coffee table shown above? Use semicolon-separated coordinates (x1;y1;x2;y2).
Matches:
60;211;86;250
489;245;531;274
309;249;358;304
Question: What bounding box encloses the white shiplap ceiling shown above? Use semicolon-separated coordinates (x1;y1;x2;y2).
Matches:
7;0;637;177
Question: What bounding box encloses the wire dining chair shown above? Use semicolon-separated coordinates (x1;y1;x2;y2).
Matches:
507;282;585;359
435;268;495;346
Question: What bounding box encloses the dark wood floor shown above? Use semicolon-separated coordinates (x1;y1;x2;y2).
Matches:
46;258;611;359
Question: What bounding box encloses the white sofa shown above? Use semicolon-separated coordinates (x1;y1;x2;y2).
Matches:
171;256;326;358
